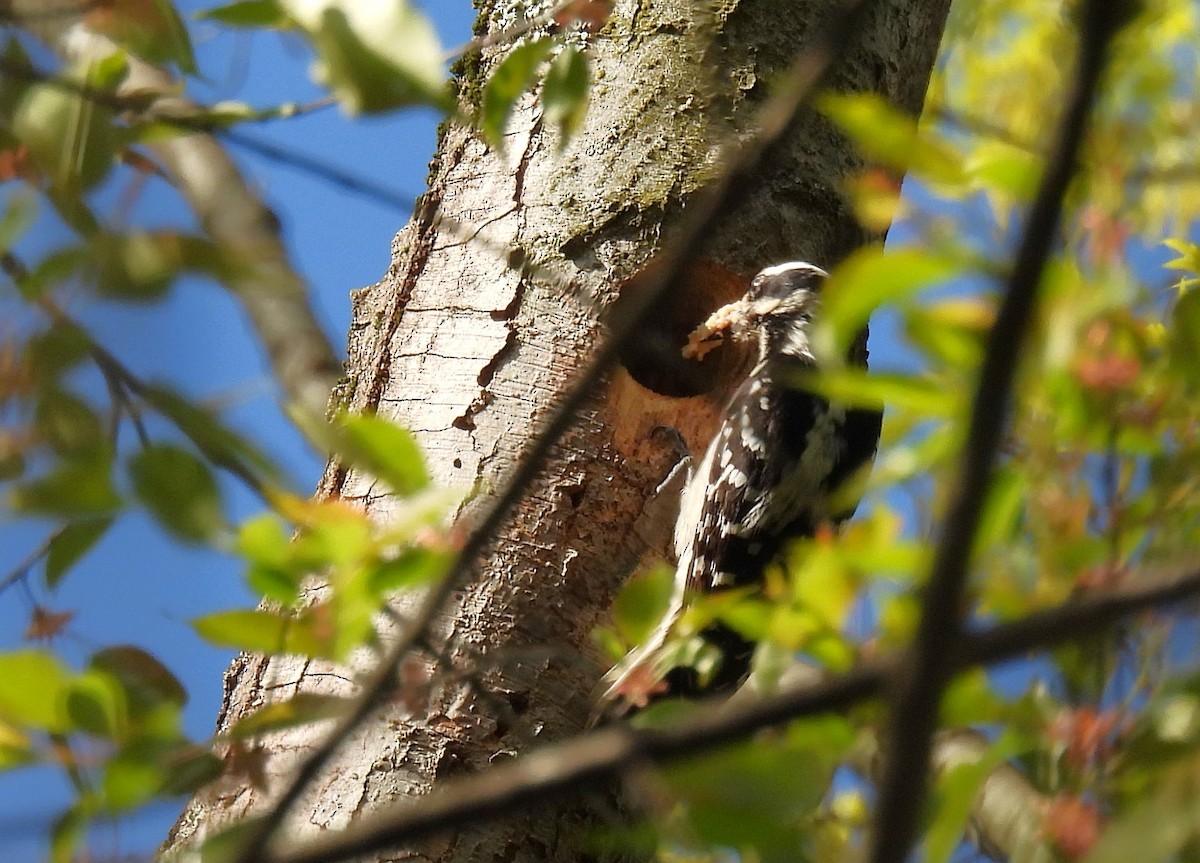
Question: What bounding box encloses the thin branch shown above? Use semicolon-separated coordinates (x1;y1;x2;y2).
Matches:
264;561;1200;863
229;1;882;859
866;5;1128;863
0;528;62;596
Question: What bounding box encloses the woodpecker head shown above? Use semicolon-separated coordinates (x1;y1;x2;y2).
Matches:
736;261;826;340
683;261;827;362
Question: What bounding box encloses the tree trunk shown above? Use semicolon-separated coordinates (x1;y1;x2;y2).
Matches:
165;0;951;860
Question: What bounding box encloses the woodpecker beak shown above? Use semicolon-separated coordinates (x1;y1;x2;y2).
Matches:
682;297;753;359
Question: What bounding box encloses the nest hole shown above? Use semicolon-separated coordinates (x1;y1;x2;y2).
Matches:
610;258;752;397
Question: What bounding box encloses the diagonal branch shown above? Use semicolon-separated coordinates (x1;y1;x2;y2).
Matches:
262;560;1200;863
866;4;1130;862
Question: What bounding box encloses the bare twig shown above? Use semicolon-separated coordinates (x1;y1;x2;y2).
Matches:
265;561;1200;863
0;528;63;596
228;2;882;860
866;5;1129;863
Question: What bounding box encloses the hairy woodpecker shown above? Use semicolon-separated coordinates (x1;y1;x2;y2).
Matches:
598;261;882;713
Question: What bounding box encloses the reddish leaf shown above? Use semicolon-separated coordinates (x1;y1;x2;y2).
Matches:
24;606;75;642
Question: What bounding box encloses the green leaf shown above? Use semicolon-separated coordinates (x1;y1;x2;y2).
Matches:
282;0;449;113
67;670;128;739
335;413;429;496
965;141;1042;204
542;47;590;145
0;191;36;254
93;231;230;302
50;806;88;863
0;720;35;770
819;92;963;184
13;80;118;190
790;367;960;417
481;38;553;149
129;444;225;543
23;323;90;384
158;746;224;796
0;452;25;482
1168;288;1200;387
225;693;352;740
45;519;113;589
237;514;302;603
612;563;675;646
923;734;1014;863
35;389;106;457
666;739;835;861
13;247;89;302
91;646;187;714
103;745;165;811
0;650;72;732
197;0;290;27
141;385;279;484
90;0;197;74
12;455;121;518
368;546;452;595
816;246;960;361
193;609;329;657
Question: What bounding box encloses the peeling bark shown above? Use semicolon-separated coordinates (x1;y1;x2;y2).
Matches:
166;1;952;861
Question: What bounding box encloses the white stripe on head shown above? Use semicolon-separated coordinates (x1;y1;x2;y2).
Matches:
756;261;828;280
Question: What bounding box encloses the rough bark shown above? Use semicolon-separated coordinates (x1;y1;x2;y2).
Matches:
166;1;952;861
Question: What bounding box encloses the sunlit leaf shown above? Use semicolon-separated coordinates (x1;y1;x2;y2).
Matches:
666;738;835;861
237;514;301;602
13;80;118;191
792;367;961;417
924;732;1014;863
612;563;674;646
965;140;1042;205
481;38;553;149
103;744;165;811
542;46;589;145
819;92;964;184
0;720;34;770
0;651;72;732
815;246;960;361
193;608;330;657
335;413;429;496
368;546;452;595
129;444;225;543
225;693;352;740
282;0;449;113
